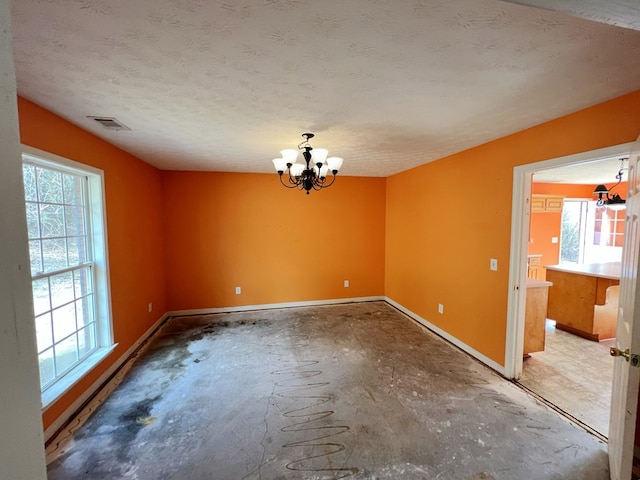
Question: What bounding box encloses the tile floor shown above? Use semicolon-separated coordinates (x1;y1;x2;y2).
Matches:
46;303;609;479
519;320;615;437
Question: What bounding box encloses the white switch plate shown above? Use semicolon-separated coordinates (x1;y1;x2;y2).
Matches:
438;303;444;314
490;258;498;271
344;280;349;288
235;286;241;295
148;302;153;312
551;236;559;244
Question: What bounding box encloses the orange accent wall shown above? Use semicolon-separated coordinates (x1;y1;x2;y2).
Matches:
17;98;168;430
162;171;386;309
385;90;640;366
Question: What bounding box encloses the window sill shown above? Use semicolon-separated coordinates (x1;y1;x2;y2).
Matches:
41;344;118;411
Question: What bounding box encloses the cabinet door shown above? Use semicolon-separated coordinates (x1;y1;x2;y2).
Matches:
531;196;546;212
545;197;564;212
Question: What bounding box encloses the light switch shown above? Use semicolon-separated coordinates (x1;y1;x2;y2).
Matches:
490;258;498;271
551;237;558;244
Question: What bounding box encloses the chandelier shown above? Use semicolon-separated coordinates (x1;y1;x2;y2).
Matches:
272;133;344;194
593;158;628;210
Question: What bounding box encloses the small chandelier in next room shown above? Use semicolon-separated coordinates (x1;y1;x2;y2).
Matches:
272;133;344;195
593;158;628;210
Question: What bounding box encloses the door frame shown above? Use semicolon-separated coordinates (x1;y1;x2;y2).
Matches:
504;142;635;379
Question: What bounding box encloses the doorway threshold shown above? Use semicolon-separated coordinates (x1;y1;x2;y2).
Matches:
514;380;607;443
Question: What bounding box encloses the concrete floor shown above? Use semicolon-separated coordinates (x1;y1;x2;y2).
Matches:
47;302;609;479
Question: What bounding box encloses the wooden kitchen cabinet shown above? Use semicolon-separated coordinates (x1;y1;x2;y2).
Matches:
523;279;552;356
546;262;620;341
527;254;542;279
531;194;564;213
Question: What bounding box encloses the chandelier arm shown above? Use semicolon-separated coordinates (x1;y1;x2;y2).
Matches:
609;158;629;195
278;174;299;189
318;174;337;189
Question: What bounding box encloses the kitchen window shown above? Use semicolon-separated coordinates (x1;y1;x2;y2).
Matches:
559;199;624;265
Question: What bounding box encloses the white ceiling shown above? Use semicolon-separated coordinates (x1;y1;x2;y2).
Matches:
533;155;629;184
10;0;640;178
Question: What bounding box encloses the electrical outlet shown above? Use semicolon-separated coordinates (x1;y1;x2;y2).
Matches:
438;303;444;314
235;286;241;295
344;280;349;288
148;302;153;313
551;236;558;244
490;258;498;271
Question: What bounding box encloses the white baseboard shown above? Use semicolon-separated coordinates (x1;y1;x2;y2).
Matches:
384;296;506;376
167;296;385;317
43;312;170;443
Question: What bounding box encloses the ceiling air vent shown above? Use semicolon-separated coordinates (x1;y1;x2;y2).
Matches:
87;116;130;131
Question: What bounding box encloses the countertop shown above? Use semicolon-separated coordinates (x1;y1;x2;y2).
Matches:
526;278;552;288
545;262;621;280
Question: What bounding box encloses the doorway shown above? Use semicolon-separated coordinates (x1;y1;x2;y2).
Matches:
504;142;634;436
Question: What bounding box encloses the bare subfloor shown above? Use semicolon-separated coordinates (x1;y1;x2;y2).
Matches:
47;302;609;480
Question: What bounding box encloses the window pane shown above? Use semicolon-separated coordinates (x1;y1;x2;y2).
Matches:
39;203;65;238
65;206;85;236
560;201;583;263
74;267;93;298
76;295;95;329
52;303;76;343
67;236;88;265
63;174;83;206
23;164;37;201
39;348;55;388
29;240;43;276
37;168;63;204
25;202;40;239
54;335;79;376
50;271;74;308
41;238;68;272
32;278;50;316
35;312;53;353
78;325;96;359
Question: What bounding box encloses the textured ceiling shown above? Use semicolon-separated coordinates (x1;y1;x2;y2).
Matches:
10;0;640;177
533;156;630;185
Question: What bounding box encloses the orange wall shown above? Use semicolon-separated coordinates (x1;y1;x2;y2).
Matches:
162;171;386;309
385;90;640;366
17;98;168;430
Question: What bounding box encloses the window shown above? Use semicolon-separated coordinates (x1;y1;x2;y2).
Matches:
559;199;624;265
22;148;113;408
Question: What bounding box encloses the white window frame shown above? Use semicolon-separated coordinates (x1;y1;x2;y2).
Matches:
559;198;624;265
22;145;115;410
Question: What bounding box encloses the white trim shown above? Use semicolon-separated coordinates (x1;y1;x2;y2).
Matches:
504;167;532;379
505;142;634;380
41;345;117;410
43;312;169;443
22;145;104;177
167;296;385;317
385;297;506;376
